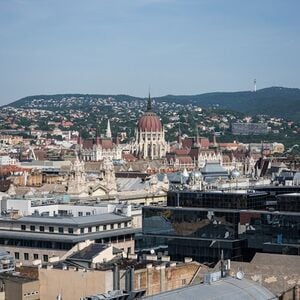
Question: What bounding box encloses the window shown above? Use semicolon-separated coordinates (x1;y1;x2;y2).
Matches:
88;227;92;233
80;228;84;234
58;227;64;233
15;252;19;259
39;226;44;232
96;226;99;232
103;225;107;230
33;254;39;260
24;253;29;260
43;255;48;262
49;227;54;233
118;223;121;229
78;212;83;216
21;225;26;231
86;212;91;216
68;228;73;234
30;225;35;231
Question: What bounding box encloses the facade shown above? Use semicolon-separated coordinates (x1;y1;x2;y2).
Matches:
37;256;203;300
131;95;169;160
167;190;268;210
0;276;40;300
0;203;139;266
140;189;300;264
165;138;223;171
78;120;123;161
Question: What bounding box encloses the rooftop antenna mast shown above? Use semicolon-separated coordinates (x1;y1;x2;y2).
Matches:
253;79;257;92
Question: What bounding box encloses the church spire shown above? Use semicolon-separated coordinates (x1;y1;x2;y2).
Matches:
147;91;152;111
106;119;112;138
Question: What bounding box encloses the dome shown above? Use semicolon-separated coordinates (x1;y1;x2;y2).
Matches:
231;168;241;178
138;111;162;132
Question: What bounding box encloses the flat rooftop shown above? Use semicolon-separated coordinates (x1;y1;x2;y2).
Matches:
0;212;131;226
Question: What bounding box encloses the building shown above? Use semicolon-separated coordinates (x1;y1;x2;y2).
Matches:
232;123;269;135
131;95;169;160
164;135;223;171
0;156;17;166
214;253;300;298
78;120;123;161
167;190;268;210
0;202;139;266
140;189;300;264
0;275;40;300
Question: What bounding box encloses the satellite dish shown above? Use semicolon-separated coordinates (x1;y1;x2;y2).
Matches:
150;249;155;255
236;271;244;280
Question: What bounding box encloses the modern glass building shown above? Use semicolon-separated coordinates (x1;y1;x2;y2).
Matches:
167;190;268;210
139;189;300;264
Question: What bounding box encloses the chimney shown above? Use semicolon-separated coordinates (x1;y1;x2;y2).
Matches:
125;266;135;292
113;264;120;290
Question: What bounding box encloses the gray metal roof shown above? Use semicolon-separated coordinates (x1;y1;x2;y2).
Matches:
0;228;139;243
1;213;131;227
69;243;108;261
143;277;277;300
201;162;228;174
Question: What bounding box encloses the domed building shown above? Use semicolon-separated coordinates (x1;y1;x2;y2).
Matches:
131;94;169;160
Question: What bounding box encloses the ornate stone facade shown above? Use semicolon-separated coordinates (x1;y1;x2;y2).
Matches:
131;95;169;160
78;120;123;161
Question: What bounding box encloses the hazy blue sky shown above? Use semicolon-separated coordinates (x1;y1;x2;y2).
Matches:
0;0;300;104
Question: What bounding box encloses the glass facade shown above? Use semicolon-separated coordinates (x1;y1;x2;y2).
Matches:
241;211;300;255
142;207;245;263
141;206;300;263
167;191;268;210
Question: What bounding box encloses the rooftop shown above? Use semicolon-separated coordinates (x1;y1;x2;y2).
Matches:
0;212;131;226
69;243;108;261
143;277;277;300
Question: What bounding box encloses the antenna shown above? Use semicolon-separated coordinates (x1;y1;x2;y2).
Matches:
253;79;257;92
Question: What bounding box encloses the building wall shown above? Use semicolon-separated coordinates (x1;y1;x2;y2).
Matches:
39;267;112;300
1;245;66;266
4;279;40;300
280;285;300;300
134;262;201;296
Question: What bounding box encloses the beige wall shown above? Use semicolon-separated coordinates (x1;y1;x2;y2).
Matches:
0;245;66;266
134;262;202;296
0;237;134;267
39;268;112;300
4;279;39;300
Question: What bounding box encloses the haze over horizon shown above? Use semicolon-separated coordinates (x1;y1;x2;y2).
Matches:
1;0;300;104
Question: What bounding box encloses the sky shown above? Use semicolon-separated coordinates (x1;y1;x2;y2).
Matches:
0;0;300;104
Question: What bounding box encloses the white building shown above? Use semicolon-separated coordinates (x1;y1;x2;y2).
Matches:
131;95;169;160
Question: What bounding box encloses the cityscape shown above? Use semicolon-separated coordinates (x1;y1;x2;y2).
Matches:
0;1;299;300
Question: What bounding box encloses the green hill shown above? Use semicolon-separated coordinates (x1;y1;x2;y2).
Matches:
5;86;300;121
156;87;300;121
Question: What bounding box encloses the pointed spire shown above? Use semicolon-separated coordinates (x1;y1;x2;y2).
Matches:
106;119;112;138
147;90;152;111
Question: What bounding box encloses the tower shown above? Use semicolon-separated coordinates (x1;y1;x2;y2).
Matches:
131;93;169;159
254;79;257;92
106;119;112;138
